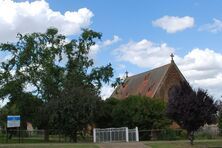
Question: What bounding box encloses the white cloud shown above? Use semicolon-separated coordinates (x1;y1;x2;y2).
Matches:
89;35;121;57
199;18;222;33
100;84;114;100
152;16;195;33
114;40;222;99
103;35;121;46
176;48;222;99
89;44;100;57
177;48;222;73
114;39;174;68
0;0;93;42
0;99;9;108
117;64;126;70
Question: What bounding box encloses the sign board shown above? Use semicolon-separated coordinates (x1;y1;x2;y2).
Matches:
7;115;20;128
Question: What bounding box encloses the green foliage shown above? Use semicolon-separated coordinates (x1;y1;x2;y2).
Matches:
0;94;42;129
195;132;214;140
0;28;113;141
111;77;124;88
97;96;170;130
158;129;186;140
95;98;120;128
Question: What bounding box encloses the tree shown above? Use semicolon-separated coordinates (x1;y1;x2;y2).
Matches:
0;28;113;141
95;98;120;128
97;96;170;130
0;28;67;140
112;96;170;129
51;29;113;142
166;81;218;145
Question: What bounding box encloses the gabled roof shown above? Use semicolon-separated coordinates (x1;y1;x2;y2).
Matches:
111;63;171;99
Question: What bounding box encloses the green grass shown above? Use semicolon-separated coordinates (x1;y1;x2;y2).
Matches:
0;143;99;148
144;140;222;148
0;133;93;143
1;140;222;148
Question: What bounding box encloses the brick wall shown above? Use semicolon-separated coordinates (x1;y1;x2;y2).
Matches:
154;63;184;101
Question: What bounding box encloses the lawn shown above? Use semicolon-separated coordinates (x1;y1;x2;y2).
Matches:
1;140;222;148
0;143;99;148
144;140;222;148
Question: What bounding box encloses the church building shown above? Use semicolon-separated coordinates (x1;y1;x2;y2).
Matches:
111;54;187;101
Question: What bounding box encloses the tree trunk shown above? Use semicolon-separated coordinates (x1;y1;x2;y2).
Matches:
188;131;194;145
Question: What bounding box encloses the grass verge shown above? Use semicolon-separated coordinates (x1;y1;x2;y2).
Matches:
0;143;99;148
144;139;222;148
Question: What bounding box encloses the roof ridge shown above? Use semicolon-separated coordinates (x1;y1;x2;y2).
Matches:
126;63;171;80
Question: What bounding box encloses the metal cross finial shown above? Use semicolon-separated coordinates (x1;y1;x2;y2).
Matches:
125;70;128;78
170;53;174;62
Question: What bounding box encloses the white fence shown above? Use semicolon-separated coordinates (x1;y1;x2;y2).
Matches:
93;127;139;143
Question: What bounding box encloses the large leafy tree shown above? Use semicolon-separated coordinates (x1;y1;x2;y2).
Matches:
52;29;113;142
0;28;113;141
166;81;218;145
0;28;68;140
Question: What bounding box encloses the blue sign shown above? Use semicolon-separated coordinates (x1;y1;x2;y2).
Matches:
7;115;20;128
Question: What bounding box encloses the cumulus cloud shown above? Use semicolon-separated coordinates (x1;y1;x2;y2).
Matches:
89;35;121;57
103;35;121;46
114;39;174;68
0;0;93;42
114;40;222;99
117;64;126;70
100;84;115;100
152;16;195;33
176;48;222;99
199;18;222;33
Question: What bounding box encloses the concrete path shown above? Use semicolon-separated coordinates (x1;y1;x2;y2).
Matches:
99;142;147;148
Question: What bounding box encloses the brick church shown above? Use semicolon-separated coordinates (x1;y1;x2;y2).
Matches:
111;54;187;101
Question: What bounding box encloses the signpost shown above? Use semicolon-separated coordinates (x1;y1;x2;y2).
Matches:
7;115;20;128
7;115;21;143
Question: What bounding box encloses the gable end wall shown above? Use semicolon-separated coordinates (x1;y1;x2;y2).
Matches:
154;63;185;101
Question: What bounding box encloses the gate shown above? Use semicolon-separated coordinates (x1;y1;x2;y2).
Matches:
93;127;139;143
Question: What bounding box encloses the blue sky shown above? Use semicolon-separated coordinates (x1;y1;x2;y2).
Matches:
0;0;222;104
46;0;222;50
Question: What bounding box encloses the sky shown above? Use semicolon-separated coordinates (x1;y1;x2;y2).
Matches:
0;0;222;106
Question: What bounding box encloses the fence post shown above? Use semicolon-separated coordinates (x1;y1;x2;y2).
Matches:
135;127;139;142
93;128;96;143
126;127;129;142
19;128;21;143
6;129;8;143
110;128;112;143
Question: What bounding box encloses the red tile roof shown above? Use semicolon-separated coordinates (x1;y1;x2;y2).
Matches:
111;63;171;99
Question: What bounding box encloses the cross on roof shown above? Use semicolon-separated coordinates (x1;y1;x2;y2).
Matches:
170;53;174;62
125;71;128;78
